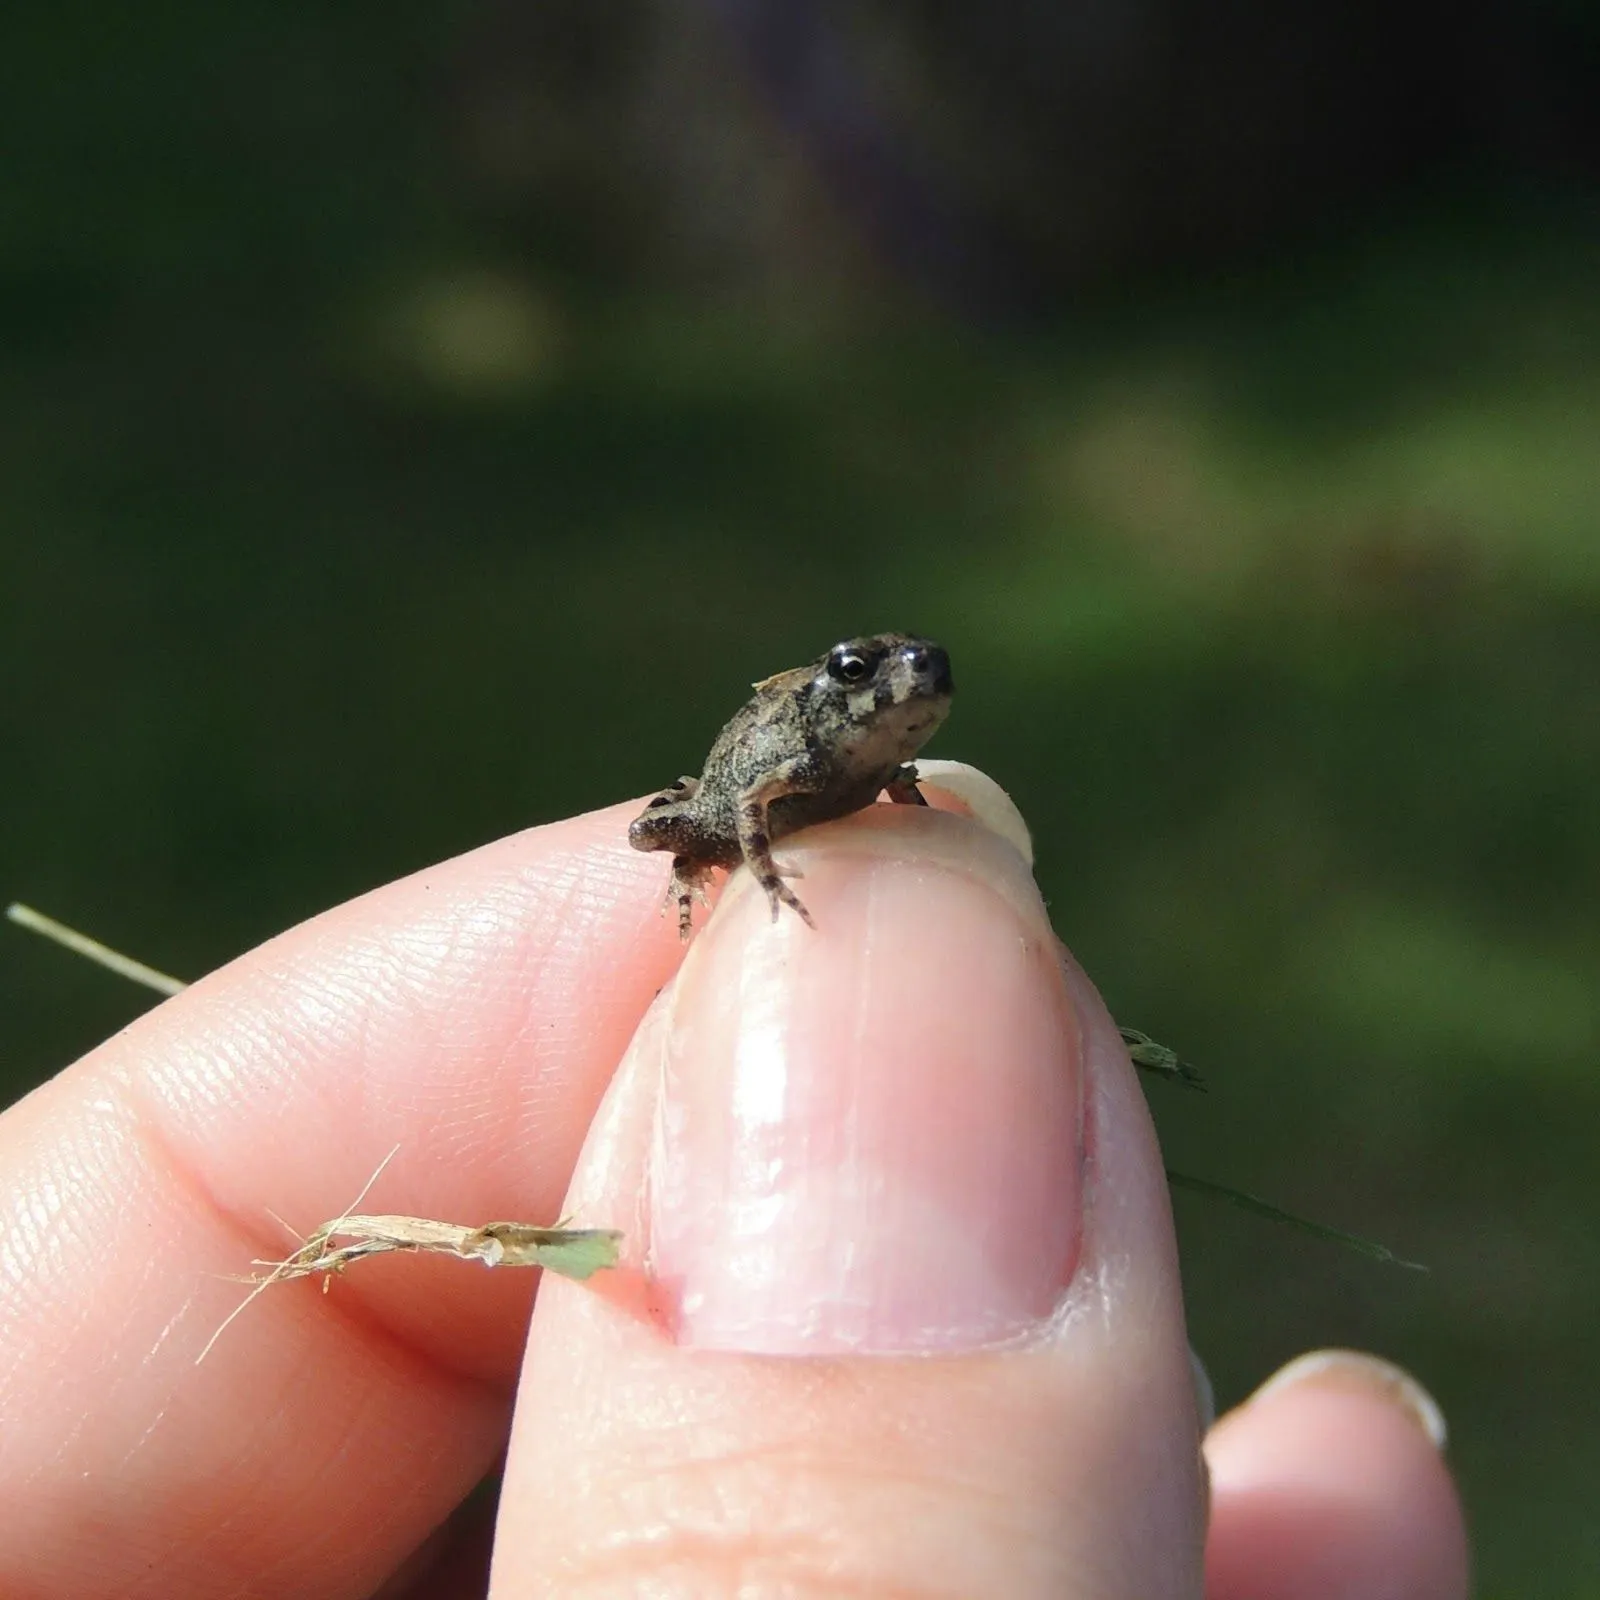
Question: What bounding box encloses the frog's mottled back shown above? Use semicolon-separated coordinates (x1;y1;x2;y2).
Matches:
630;634;952;935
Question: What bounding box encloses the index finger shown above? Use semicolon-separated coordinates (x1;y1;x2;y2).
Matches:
0;802;680;1600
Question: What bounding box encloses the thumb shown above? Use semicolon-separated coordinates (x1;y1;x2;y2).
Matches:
493;800;1206;1597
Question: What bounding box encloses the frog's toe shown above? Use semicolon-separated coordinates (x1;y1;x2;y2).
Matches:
665;858;717;937
762;875;815;928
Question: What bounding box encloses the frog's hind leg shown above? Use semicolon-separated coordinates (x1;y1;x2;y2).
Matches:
667;856;715;940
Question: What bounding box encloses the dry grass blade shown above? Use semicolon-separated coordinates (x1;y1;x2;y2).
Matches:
8;902;186;995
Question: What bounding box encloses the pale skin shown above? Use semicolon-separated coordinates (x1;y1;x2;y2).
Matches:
0;792;1469;1598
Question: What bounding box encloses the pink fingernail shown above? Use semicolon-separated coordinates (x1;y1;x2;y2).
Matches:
648;819;1083;1354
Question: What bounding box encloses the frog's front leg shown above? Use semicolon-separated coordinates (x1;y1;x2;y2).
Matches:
736;761;821;927
884;762;928;806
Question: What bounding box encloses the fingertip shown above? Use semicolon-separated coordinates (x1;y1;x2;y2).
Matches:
0;801;692;1596
495;805;1205;1596
1248;1350;1447;1451
1204;1353;1469;1600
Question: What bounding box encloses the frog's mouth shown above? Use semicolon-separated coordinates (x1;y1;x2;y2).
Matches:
892;694;952;748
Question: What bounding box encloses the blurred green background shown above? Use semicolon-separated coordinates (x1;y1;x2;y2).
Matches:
3;5;1597;1593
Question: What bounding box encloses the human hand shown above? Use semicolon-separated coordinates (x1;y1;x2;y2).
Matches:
0;782;1467;1596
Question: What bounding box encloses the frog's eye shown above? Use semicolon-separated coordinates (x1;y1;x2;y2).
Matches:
827;646;872;684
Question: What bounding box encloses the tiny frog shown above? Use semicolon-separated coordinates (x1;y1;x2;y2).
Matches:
630;634;954;936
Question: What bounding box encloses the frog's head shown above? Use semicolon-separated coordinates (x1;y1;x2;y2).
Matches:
811;633;953;760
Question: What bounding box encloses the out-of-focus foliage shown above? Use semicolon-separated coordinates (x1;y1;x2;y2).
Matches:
3;6;1597;1593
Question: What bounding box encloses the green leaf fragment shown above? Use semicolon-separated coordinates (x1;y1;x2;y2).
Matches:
479;1223;624;1280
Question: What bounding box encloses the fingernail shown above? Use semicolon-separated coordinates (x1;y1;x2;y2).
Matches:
1249;1349;1449;1451
1190;1346;1216;1433
648;808;1084;1354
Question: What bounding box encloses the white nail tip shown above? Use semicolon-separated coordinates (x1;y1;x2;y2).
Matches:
915;760;1035;867
1252;1349;1448;1450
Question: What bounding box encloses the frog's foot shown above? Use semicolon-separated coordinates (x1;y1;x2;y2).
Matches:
758;870;815;928
884;763;928;805
667;857;715;940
